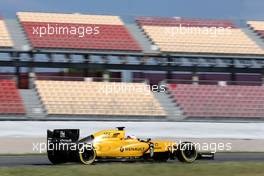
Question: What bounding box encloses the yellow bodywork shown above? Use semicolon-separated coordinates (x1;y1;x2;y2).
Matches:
89;129;177;157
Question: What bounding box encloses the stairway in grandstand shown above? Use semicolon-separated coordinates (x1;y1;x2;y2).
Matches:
153;92;185;121
247;21;264;49
19;89;46;118
4;19;29;50
243;25;264;50
125;23;158;53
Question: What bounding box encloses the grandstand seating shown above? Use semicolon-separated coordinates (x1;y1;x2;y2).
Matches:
17;12;141;51
168;84;264;118
35;80;166;117
248;21;264;38
0;80;25;115
137;17;236;28
137;17;264;55
0;18;13;48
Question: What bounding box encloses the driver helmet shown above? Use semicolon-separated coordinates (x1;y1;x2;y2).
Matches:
127;135;137;139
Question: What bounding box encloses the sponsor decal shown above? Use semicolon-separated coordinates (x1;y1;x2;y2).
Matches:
60;131;65;138
120;147;145;152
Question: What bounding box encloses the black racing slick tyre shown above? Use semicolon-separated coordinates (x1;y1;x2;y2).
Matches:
177;142;198;163
79;145;96;165
47;150;67;164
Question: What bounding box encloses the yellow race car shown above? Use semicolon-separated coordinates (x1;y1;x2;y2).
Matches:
47;127;214;164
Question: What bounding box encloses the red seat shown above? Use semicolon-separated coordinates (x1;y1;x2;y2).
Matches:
20;22;142;51
168;84;264;118
0;80;25;115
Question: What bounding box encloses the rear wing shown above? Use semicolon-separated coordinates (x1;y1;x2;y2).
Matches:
47;129;81;163
47;129;80;143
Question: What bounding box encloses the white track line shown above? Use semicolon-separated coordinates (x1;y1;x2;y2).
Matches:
0;121;264;139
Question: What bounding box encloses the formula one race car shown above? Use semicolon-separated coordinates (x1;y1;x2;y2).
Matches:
47;127;214;164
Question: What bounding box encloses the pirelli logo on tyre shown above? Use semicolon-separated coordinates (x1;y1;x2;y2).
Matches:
120;147;145;152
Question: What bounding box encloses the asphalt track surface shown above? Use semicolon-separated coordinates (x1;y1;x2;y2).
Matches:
0;153;264;167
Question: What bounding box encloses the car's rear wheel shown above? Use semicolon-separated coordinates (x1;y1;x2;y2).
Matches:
47;150;67;164
177;142;198;163
79;146;96;165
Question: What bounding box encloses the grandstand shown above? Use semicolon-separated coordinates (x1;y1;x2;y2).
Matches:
137;17;264;55
0;12;264;121
0;80;25;115
35;80;166;118
168;83;264;119
0;17;13;48
16;12;141;51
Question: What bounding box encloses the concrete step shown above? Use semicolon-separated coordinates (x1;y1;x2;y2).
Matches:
242;27;264;50
154;92;185;121
125;23;159;54
19;89;46;118
4;19;30;50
